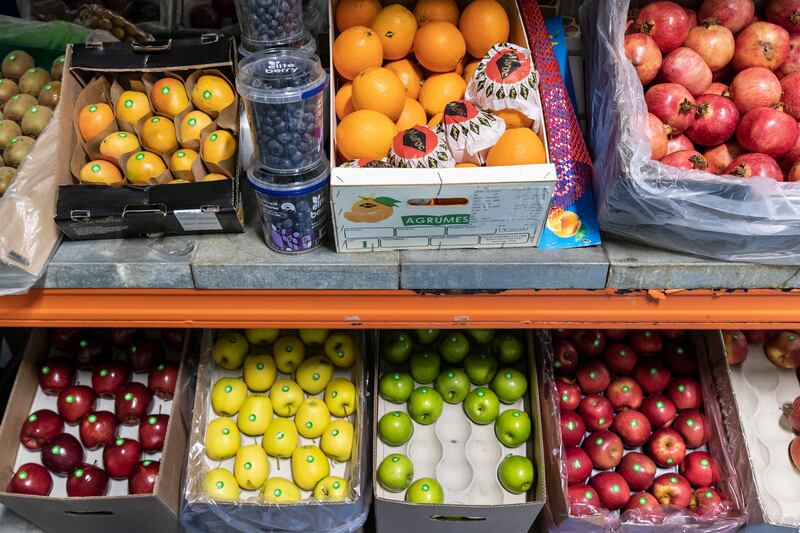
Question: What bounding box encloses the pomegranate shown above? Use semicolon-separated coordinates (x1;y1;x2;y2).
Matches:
789;160;800;180
685;8;698;28
726;152;784;179
737;106;799;157
733;22;791;71
730;67;783;114
647;113;669;160
767;0;800;33
781;72;800;119
635;1;692;54
625;34;663;85
684;23;736;71
703;142;745;174
646;83;697;134
704;82;731;96
778;34;800;77
660;47;713;96
667;133;695;155
698;0;756;34
661;149;709;171
686;94;740;146
779;124;800;168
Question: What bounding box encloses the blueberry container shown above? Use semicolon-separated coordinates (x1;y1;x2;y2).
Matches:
234;0;304;51
247;156;330;254
237;30;317;58
237;48;328;172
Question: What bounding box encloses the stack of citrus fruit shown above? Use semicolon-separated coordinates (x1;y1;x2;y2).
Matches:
333;0;546;167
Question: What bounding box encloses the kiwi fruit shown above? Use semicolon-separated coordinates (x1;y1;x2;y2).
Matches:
51;55;65;81
3;135;35;167
21;106;53;137
0;120;22;150
19;67;51;97
2;51;34;81
0;79;19;105
0;166;15;196
4;93;36;121
38;81;61;107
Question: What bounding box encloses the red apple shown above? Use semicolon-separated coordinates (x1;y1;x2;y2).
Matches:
606;377;644;411
617;452;657;491
567;484;602;517
115;383;154;425
20;409;64;450
73;334;111;370
552;328;572;339
79;410;118;450
139;414;169;452
51;328;81;351
555;378;582;411
646;427;687;468
652;473;692;508
603;343;638;376
129;460;160;494
590;472;631;510
578;394;614;431
583;430;624;469
632;360;672;394
110;328;138;350
661;330;687;340
690;487;726;516
553;339;579;376
571;330;606;358
41;433;84;476
666;378;703;410
611;409;652;448
560;410;587;447
126;337;165;373
662;341;698;376
91;361;131;398
790;435;800;469
641;394;678;427
161;329;187;352
566;446;593;485
38;357;76;395
623;491;664;521
765;331;800;368
57;385;97;425
148;361;179;400
6;463;53;496
628;330;663;355
743;330;772;344
103;438;142;479
606;329;628;341
576;360;611;394
680;451;721;487
67;464;109;497
674;410;709;448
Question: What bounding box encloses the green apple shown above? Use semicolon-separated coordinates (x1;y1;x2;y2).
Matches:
379;372;414;404
205;417;241;460
438;332;470;364
409;350;441;384
464;352;499;385
382;331;413;365
234;444;269;490
242;354;277;392
211;378;247;416
272;335;306;374
379;411;414;446
463;387;500;425
299;328;330;345
467;329;496;346
269;379;305;417
434;369;471;404
408;386;443;425
204;467;240;501
405;478;444;504
320;420;353;462
377;453;413;492
237;394;273;436
497;454;534;494
494;409;531;447
413;328;440;345
213;331;249;370
324;378;356;417
313;476;349;502
491;368;528;404
491;333;525;365
295;398;331;439
261;417;298;458
261;477;301;503
244;328;280;347
295;355;334;395
291;445;330;490
324;332;357;368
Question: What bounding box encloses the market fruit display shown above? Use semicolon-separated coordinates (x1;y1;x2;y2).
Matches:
376;329;536;505
626;0;800;181
200;329;360;504
6;328;183;497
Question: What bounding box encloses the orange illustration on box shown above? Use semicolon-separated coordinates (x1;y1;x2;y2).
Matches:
344;196;399;223
546;208;581;238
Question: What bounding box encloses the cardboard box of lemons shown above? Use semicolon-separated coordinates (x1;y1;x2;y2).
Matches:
79;160;124;186
324;378;357;418
151;78;190;117
99;131;140;165
299;329;330;346
237;394;273;436
78;102;115;142
115;90;151;127
201;130;236;165
324;332;357;368
344;197;398;223
269;379;304;417
204;468;240;501
192;75;235;117
262;417;299;459
233;444;269;491
295;398;331;439
205;417;240;460
295;355;334;395
313;476;349;502
272;335;306;374
141;116;179;154
291;445;330;491
261;478;301;503
245;328;280;348
125;151;167;185
169;148;199;180
320;420;354;462
211;377;247;416
243;354;277;392
213;331;249;369
179;110;213;147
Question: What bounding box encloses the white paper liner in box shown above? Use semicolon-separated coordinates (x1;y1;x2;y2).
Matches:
435;100;506;165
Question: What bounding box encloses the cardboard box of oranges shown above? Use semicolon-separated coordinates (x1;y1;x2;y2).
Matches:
54;36;245;241
328;0;558;253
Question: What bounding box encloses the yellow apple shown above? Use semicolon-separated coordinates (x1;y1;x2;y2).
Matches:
243;354;277;392
211;377;248;416
204;467;240;501
273;335;306;373
324;332;357;368
261;477;301;503
262;417;299;458
291;445;330;491
295;398;331;439
245;328;280;347
237;394;273;436
313;476;349;502
299;329;330;345
213;331;249;369
320;420;354;462
324;378;357;418
205;417;240;460
295;355;334;395
269;379;305;417
234;444;269;490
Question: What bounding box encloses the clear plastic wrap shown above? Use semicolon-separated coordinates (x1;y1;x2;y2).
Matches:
582;0;800;264
181;330;371;533
536;330;747;533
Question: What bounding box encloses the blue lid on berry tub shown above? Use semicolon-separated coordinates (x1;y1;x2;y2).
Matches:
236;48;327;105
247;155;329;195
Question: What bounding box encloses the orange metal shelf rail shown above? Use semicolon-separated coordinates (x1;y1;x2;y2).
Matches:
1;288;800;329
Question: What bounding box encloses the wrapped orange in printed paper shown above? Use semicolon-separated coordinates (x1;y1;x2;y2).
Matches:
341;159;391;168
436;100;506;165
387;125;455;168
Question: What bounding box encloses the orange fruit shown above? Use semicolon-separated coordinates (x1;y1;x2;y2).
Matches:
333;26;384;80
351;67;406;121
486;128;546;166
395;97;427;130
99;131;140;165
463;60;480;81
140;116;179;153
413;22;466;73
335;82;355;120
115;90;151;126
179;110;213;146
428;112;443;128
385;59;423;100
191;75;235;117
335;0;382;32
414;0;459;26
459;0;510;58
78;103;115;141
125;151;167;184
418;72;466;116
495;109;533;129
202;173;228;181
336;109;397;160
456;162;477;167
79;159;124;185
371;5;418;60
150;78;190;117
169;148;199;173
201;130;237;164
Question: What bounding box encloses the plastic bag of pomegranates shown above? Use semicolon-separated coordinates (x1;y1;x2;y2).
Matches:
582;0;800;264
536;329;747;533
